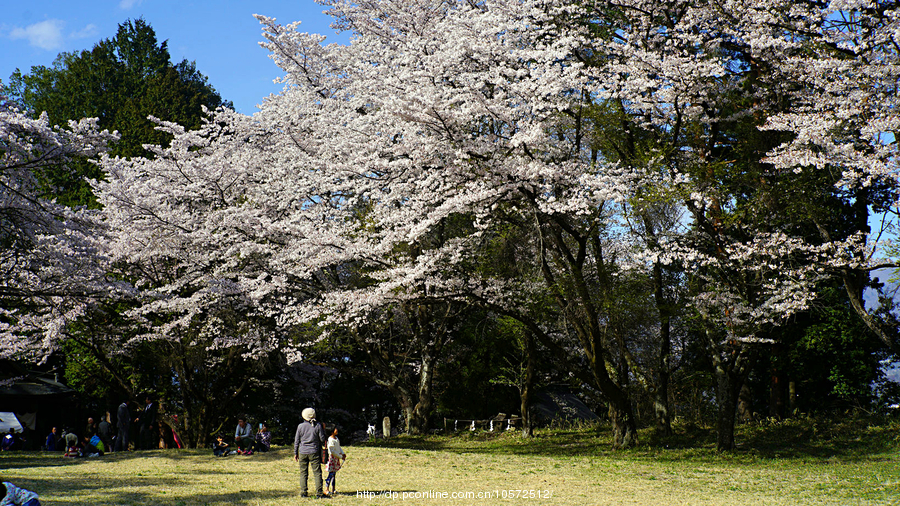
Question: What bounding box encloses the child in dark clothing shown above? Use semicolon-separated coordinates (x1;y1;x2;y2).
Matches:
1;430;15;451
212;434;229;457
43;428;57;451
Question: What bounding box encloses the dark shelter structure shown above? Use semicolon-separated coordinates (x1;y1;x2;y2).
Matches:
0;360;76;449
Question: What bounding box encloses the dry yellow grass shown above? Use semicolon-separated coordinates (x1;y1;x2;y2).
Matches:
2;437;898;505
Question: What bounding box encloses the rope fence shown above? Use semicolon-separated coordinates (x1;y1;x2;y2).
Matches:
443;417;522;432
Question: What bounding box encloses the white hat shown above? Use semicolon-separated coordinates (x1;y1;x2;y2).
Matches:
302;408;316;421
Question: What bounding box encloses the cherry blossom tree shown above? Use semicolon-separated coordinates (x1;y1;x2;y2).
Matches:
591;0;899;448
247;0;658;445
90;0;898;449
0;92;118;361
757;0;900;353
91;109;305;445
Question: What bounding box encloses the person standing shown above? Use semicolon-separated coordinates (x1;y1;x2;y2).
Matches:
97;412;112;453
293;408;326;499
115;400;130;452
43;427;57;451
135;395;158;450
324;426;347;497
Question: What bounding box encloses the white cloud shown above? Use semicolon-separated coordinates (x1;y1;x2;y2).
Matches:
70;24;99;40
119;0;144;9
9;19;65;50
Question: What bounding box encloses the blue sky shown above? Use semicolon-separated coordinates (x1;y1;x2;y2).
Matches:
0;1;350;115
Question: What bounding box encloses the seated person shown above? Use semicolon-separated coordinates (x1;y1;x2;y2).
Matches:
252;423;272;453
0;481;41;506
89;434;106;454
81;435;103;457
212;434;229;457
1;430;16;451
63;430;78;453
234;417;254;454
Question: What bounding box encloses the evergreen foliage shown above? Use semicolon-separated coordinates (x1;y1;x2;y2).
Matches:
7;18;231;207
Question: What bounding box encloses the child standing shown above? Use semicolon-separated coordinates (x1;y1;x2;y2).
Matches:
0;481;41;506
323;426;347;497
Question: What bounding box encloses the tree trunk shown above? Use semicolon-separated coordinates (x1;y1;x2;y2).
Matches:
511;309;639;448
398;398;414;435
407;355;437;435
612;357;639;448
356;334;431;436
708;328;752;452
715;368;740;451
788;380;797;415
737;382;754;423
645;214;674;436
769;369;784;419
182;402;196;448
387;375;433;436
654;305;672;435
520;330;536;438
652;390;671;436
610;402;639;448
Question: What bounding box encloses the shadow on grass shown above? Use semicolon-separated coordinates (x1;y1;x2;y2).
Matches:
359;428;613;457
730;416;900;461
2;459;297;506
0;446;291;469
115;447;291;463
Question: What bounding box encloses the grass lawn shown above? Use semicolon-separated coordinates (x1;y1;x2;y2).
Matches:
2;419;898;505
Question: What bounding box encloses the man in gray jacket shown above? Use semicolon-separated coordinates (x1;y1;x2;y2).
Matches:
115;400;130;452
294;407;327;498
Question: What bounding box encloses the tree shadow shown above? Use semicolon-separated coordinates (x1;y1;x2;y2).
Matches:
6;470;296;506
362;428;614;457
1;447;307;505
730;417;900;462
117;448;289;461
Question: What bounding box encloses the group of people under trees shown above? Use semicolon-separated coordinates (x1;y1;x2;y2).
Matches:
212;417;272;456
5;398;349;501
35;394;161;457
4;405;349;501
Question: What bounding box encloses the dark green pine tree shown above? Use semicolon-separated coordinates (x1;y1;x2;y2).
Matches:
8;18;232;207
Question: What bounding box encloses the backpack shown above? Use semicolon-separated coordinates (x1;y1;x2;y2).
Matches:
90;435;105;452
